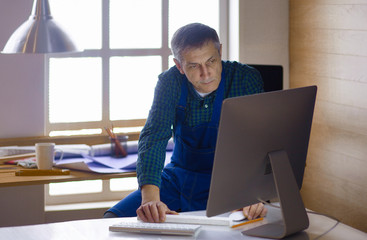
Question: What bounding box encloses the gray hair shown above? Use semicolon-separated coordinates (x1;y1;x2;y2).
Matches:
171;23;221;63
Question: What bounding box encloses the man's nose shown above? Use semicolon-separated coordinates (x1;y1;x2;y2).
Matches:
200;65;210;79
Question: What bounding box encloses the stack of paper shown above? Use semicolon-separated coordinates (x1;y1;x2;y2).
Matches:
0;139;174;174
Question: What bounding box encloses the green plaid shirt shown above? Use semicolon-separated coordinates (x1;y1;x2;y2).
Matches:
137;61;264;188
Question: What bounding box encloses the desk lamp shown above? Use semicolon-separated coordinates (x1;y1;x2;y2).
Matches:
2;0;82;54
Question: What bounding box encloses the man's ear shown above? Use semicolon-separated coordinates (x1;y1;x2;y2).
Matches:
173;58;185;75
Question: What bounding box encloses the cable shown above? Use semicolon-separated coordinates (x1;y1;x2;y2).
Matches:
306;211;340;240
258;199;340;240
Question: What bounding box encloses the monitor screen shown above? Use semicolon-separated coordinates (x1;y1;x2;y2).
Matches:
206;86;317;238
248;64;283;92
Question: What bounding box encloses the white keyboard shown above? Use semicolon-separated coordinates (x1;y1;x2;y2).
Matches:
165;214;231;226
109;221;201;236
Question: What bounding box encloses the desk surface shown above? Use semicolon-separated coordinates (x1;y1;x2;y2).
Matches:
0;166;136;187
0;207;365;240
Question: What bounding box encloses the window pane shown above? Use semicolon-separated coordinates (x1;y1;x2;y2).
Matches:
49;58;102;123
168;55;175;69
110;0;162;48
49;129;102;137
110;177;138;191
49;0;102;49
110;56;161;120
169;0;219;46
49;180;103;195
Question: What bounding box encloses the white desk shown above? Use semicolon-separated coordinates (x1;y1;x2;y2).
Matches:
0;206;365;240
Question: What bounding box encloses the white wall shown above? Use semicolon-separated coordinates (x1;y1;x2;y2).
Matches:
0;0;289;139
230;0;289;88
0;0;45;138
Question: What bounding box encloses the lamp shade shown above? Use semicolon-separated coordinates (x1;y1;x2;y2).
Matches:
2;0;82;54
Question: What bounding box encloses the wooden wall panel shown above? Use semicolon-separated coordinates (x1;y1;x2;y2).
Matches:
309;124;367;170
290;0;367;232
291;53;367;83
290;28;367;57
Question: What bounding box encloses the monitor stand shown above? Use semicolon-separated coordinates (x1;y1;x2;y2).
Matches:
242;150;309;239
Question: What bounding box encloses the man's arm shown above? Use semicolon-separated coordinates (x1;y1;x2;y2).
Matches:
135;69;182;223
136;184;178;223
136;69;180;188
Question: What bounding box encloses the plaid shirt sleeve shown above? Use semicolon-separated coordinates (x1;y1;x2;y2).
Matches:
136;67;182;188
137;61;263;188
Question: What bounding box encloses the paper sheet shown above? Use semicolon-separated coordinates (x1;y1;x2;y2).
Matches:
54;158;133;173
54;151;173;174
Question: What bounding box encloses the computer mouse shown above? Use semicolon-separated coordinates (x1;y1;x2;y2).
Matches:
229;211;247;222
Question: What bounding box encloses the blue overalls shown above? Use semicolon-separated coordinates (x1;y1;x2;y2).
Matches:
107;73;225;217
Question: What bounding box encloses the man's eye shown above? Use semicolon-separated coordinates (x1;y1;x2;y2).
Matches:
208;58;216;65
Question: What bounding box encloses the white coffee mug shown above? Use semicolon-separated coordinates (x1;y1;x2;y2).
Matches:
35;143;64;170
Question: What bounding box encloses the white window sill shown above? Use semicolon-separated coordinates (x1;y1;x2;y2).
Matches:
45;201;119;212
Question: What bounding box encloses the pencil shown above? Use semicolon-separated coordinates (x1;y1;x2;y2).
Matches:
231;217;264;228
104;127;127;157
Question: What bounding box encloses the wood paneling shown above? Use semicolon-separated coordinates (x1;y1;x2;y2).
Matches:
290;0;367;232
291;52;367;84
290;28;367;57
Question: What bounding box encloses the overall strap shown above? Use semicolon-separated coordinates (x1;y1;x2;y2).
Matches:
210;70;226;125
178;77;189;108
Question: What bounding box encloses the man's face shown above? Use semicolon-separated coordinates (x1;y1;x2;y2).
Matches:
174;41;222;93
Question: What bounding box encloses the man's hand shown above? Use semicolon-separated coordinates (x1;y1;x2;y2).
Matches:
242;202;267;220
137;200;178;223
136;184;178;223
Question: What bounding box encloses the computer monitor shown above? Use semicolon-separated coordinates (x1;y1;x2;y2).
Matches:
248;64;283;92
206;86;317;239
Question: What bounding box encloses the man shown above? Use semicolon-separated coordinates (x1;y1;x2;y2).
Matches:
105;23;267;222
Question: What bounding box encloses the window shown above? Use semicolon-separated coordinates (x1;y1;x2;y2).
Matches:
46;0;224;136
45;0;226;204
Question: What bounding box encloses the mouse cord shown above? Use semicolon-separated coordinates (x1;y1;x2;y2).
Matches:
258;199;340;240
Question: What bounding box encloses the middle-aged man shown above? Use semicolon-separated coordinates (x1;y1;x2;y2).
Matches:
105;23;267;222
